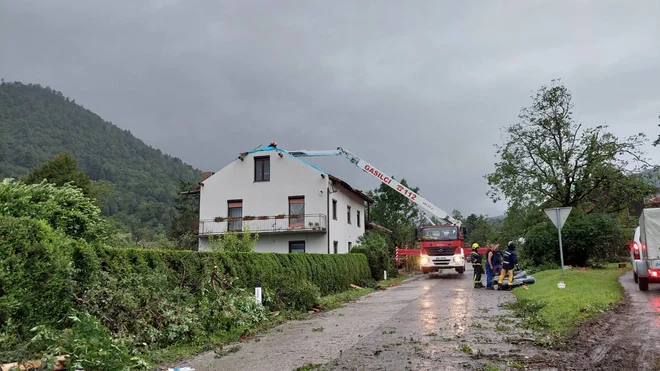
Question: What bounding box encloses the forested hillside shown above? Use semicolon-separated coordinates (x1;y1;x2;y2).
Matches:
0;81;202;237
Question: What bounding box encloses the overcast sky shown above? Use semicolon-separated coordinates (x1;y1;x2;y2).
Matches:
2;1;660;217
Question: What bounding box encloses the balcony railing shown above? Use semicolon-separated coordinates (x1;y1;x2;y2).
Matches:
198;213;327;236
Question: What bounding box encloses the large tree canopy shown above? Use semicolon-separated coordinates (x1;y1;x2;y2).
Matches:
23;153;92;194
463;213;496;246
367;178;420;247
486;80;656;213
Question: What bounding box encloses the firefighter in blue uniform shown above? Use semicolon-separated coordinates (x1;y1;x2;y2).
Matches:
498;241;518;290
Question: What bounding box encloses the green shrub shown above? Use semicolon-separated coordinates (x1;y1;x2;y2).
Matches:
0;217;80;350
28;310;150;371
0;179;108;242
208;228;259;252
0;215;371;362
351;231;396;280
522;210;627;267
263;274;321;312
196;270;267;337
79;269;201;348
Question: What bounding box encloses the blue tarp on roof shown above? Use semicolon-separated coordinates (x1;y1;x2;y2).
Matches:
238;147;328;174
236;146;372;203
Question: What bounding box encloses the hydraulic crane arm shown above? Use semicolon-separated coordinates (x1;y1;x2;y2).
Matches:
288;147;461;227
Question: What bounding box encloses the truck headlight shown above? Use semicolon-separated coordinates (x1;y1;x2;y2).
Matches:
453;256;463;262
420;256;430;264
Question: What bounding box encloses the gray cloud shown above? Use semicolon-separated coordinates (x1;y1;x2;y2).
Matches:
2;0;660;217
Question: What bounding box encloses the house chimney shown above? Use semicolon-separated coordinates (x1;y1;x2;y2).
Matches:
202;171;214;181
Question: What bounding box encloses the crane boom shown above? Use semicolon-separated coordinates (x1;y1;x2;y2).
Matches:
288;147;461;227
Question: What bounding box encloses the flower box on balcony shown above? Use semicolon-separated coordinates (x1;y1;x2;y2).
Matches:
275;214;286;219
258;216;269;220
213;217;225;222
243;215;255;221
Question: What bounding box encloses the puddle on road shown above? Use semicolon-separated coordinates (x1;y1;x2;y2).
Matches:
449;289;468;337
420;298;437;335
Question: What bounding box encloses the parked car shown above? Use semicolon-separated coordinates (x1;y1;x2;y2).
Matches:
630;226;641;283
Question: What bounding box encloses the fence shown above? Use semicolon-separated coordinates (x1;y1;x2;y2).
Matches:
199;213;328;235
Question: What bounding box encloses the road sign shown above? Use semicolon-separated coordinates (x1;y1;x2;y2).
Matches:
544;207;572;229
544;207;573;277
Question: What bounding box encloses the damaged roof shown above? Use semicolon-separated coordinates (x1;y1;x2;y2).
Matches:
238;146;373;204
328;175;373;204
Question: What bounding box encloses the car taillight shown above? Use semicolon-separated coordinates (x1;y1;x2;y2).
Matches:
650;270;658;277
633;242;640;260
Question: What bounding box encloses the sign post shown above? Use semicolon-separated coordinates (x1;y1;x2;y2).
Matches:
255;282;262;305
544;207;572;277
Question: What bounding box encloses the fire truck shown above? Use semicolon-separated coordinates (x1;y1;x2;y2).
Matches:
289;147;469;275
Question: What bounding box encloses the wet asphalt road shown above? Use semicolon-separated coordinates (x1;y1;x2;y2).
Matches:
172;267;545;371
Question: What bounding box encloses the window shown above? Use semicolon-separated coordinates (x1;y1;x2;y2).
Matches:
332;199;337;220
289;241;305;253
347;205;351;224
289;196;305;228
333;241;338;254
228;200;243;231
254;156;270;182
348;241;352;252
357;210;361;227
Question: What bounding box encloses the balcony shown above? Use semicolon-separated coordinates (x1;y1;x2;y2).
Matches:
198;213;327;236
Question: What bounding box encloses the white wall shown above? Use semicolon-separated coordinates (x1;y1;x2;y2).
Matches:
328;182;367;254
253;234;328;254
199;233;328;253
198;149;330;253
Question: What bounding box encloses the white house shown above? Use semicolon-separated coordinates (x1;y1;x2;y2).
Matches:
196;145;373;253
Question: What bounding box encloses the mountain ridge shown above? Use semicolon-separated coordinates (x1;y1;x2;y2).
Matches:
0;81;202;237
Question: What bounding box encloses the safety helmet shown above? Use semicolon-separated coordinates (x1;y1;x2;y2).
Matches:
507;241;515;249
472;243;479;248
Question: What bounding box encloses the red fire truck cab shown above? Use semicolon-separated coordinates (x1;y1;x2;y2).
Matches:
417;225;467;274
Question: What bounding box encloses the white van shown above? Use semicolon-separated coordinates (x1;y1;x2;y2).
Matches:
635;208;660;291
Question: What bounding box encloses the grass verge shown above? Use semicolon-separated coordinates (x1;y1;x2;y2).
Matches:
152;273;411;365
507;263;628;341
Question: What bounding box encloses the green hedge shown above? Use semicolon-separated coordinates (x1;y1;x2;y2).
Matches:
0;216;371;358
81;246;371;297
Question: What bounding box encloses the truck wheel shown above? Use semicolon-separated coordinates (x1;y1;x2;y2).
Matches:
634;271;638;283
422;268;429;274
639;277;649;291
456;268;464;274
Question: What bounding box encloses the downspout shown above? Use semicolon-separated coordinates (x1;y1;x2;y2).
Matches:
197;193;201;251
197;188;202;251
327;185;331;254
